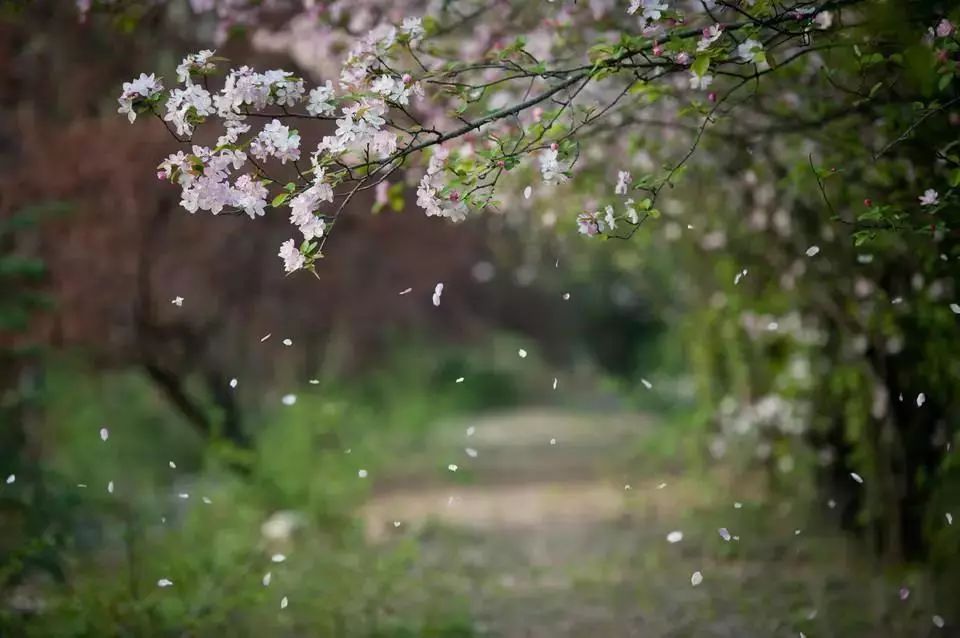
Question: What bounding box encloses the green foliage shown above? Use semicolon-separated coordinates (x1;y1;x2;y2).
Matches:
2;341;524;635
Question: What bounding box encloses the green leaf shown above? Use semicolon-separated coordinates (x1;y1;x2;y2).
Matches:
691;55;710;78
271;193;290;207
950;168;960;188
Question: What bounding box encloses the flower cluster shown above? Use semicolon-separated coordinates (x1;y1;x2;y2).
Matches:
539;146;568;185
628;0;669;23
117;73;164;123
417;148;468;222
158;146;265;218
250;120;301;164
118;15;438;272
116;1;876;273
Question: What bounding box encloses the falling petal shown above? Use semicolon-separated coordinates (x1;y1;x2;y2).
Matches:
666;531;684;543
99;427;109;442
271;554;286;563
805;246;820;257
280;596;289;609
518;349;527;358
850;472;864;484
917;393;926;407
691;571;703;586
262;572;272;586
229;378;238;388
282;394;297;406
718;528;731;541
5;474;15;485
157;578;173;587
107;481;114;494
523;186;532;199
282;338;293;346
465;448;478;458
358;469;368;478
447;464;458;472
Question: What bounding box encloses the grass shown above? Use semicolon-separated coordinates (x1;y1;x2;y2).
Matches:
1;345;951;636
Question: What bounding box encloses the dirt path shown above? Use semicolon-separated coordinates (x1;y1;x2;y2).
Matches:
358;408;935;638
358;409;728;637
362;409;649;539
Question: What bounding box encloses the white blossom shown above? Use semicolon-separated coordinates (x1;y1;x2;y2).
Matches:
289;174;333;239
118;73;164;123
165;84;214;137
736;39;764;63
577;211;601;236
539;147;568;184
604;204;617;230
401;17;425;43
250;119;301;164
697;24;723;52
689;71;713;90
306;80;336;116
417;148;468;221
278;239;305;273
814;11;833;30
233;174;268;219
176;50;216;84
919;189;939;206
629;0;668;22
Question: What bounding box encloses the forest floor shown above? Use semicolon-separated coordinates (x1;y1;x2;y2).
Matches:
359;408;941;638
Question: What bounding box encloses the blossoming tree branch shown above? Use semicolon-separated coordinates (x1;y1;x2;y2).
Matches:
112;0;950;274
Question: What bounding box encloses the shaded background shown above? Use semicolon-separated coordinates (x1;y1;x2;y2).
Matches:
1;2;959;636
